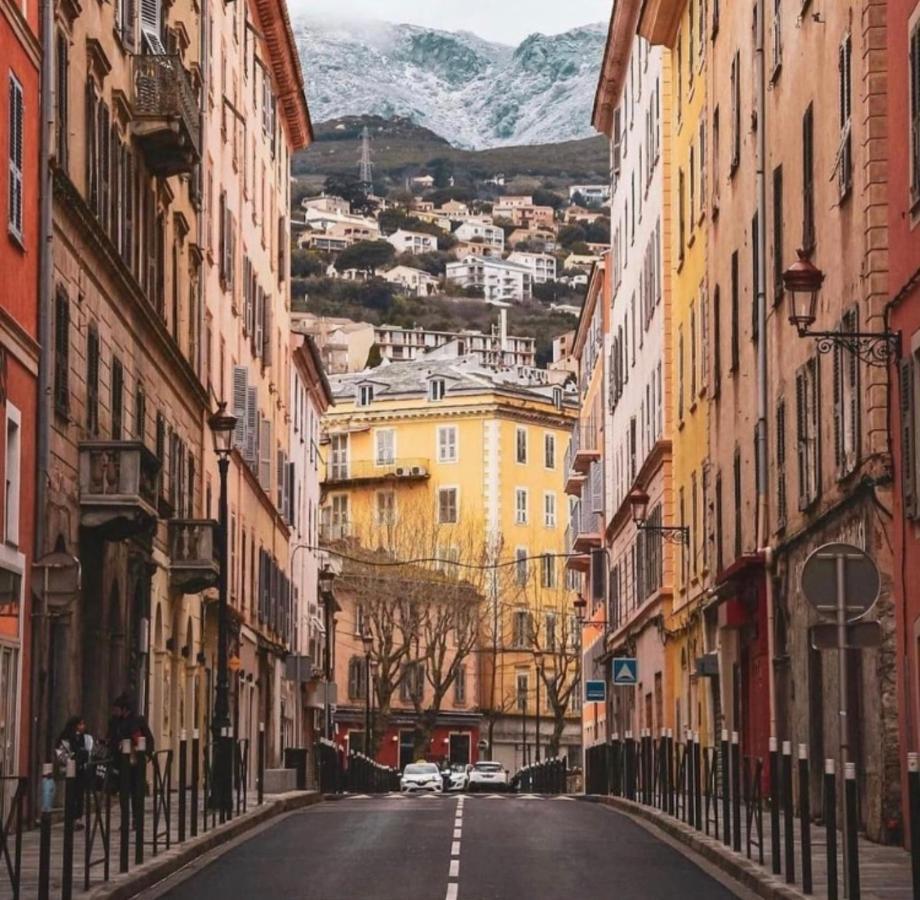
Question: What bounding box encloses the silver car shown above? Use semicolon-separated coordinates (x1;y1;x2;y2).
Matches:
467;761;509;792
400;762;444;793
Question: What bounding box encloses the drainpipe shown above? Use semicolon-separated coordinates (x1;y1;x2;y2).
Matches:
31;0;56;799
753;0;777;743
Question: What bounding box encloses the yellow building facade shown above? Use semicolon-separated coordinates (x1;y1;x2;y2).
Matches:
320;354;582;771
641;0;715;746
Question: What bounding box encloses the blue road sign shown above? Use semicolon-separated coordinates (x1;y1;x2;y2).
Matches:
611;658;638;686
584;680;607;702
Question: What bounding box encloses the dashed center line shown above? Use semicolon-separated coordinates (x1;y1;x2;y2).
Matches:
446;884;458;900
446;797;464;900
451;840;461;856
449;858;460;878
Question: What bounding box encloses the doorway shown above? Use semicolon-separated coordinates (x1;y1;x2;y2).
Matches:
449;733;470;765
398;730;415;770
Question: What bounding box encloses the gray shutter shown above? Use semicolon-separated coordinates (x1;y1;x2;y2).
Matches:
139;0;165;53
244;386;258;465
286;461;296;528
263;299;273;366
832;345;843;469
276;447;284;510
901;358;917;518
232;365;247;450
590;549;606;601
254;287;264;359
796;368;808;509
259;417;272;490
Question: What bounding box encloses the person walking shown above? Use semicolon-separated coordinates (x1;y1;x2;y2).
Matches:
107;692;155;823
55;716;93;824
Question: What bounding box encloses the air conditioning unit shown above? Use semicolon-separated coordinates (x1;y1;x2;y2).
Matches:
394;466;409;477
410;466;428;477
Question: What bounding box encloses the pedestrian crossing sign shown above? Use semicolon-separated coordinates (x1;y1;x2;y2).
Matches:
612;658;638;685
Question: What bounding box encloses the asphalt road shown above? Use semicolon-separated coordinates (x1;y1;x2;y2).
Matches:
153;794;743;900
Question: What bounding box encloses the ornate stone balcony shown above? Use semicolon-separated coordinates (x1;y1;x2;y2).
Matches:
132;54;201;176
169;519;219;594
79;441;159;538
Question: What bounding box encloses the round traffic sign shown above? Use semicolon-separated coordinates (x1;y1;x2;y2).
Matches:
228;655;242;672
801;542;880;623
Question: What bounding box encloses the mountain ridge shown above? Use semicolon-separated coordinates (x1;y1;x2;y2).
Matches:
296;17;606;150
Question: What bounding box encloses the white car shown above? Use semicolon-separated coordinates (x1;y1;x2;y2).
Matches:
467;761;509;793
400;762;444;793
444;764;471;792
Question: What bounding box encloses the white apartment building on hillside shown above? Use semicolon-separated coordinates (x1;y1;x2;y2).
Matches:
387;229;438;254
507;252;558;284
454;220;505;252
445;256;533;303
372;321;536;368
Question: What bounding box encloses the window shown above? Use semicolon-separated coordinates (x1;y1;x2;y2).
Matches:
690;471;699;576
111;358;124;440
772;166;784;302
512;611;532;649
515;488;528;525
733;448;742;559
730;51;741;173
833;308;860;475
516;427;527;464
357;384;374;407
751;211;760;342
437;426;457;463
329;433;348;480
544;433;556;469
677;168;686;265
135;384;146;443
374;429;395;466
82;320;98;432
796;357;821;508
776;399;787;529
438;487;458;524
714;472;723;573
803;103;815;252
771;0;782;75
515;548;528;586
428;378;446;401
712;286;721;394
836;35;853;199
516;670;529;709
544;492;556;528
712;107;720;203
56;33;69;172
677;326;685;421
911;23;920;205
454;665;467;704
400;662;424;702
900;356;919;518
347;656;367;700
4;406;20;546
376;490;395;526
328;494;349;539
540;554;556;588
730;251;739;372
53;289;70;417
690;303;698;397
8;74;23;239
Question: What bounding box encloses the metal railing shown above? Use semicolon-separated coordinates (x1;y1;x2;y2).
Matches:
512;757;568;794
324;457;431;484
132;54;201;158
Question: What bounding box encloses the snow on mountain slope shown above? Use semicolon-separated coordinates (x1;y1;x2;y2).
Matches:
295;18;606;150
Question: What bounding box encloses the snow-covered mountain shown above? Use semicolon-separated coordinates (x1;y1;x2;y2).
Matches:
295;18;606;150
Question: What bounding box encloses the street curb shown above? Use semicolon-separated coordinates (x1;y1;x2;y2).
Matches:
585;795;805;900
84;791;323;900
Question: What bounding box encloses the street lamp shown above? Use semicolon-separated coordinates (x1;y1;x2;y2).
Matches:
369;657;379;759
362;630;373;757
533;648;543;763
782;249;900;366
318;565;337;741
208;401;237;817
628;487;689;545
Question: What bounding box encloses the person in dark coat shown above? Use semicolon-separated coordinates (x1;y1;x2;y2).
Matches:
56;716;92;822
107;692;155;821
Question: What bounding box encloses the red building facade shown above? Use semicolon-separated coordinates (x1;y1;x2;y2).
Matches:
889;0;920;834
0;0;40;778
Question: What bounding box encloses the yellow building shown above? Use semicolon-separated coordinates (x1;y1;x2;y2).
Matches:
641;0;715;746
320;352;582;771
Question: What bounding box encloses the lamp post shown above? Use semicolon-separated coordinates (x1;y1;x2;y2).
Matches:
533;648;543;763
318;566;336;740
782;250;900;365
369;657;379;759
362;631;373;757
208;402;237;817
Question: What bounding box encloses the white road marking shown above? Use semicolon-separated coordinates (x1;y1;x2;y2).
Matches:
446;883;458;900
451;841;461;856
449;859;460;878
453;828;462;839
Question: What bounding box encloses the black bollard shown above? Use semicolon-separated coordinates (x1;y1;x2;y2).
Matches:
612;734;621;796
721;730;731;847
62;760;76;900
845;763;860;900
731;732;742;854
694;732;703;831
798;745;812;894
258;722;266;805
824;759;838;900
191;729;200;838
135;737;146;867
909;753;920;900
119;740;131;873
37;807;51;900
782;741;794;884
178;731;188;843
667;729;675;816
770;737;781;875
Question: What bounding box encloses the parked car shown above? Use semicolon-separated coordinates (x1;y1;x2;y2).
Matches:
443;763;471;792
400;762;444;793
467;761;509;792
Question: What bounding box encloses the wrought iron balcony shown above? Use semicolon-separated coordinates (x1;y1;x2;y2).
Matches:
169;519;219;594
79;441;159;538
323;458;431;487
132;54;201;176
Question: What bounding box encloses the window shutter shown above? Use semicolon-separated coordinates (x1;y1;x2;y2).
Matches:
796;368;808;509
262;297;273;366
286;461;296;528
218;192;226;283
139;0;165;53
232;365;248;450
901;358;918;518
245;386;258;465
259;417;272;490
86;79;97;212
276;447;284;510
55;34;69;171
832;345;844;469
254;287;264;359
54;291;70;416
122;0;138;50
8;76;24;237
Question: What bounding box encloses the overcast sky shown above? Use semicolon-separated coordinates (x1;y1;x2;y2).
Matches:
289;0;612;44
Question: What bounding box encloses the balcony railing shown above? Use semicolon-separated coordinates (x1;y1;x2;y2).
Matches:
132;54;201;176
319;522;351;543
169;519;219;594
324;458;431;486
79;441;159;538
571;424;601;474
570;499;603;553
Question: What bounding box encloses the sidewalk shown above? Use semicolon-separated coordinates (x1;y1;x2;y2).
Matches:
0;788;321;900
588;793;915;900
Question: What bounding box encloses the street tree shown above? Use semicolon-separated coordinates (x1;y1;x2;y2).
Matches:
333;240;395;276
